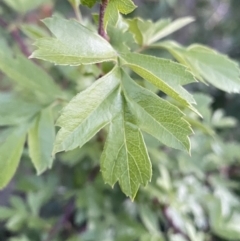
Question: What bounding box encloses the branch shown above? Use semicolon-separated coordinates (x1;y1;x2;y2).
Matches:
162;205;190;240
0;17;31;57
45;198;75;241
98;0;109;40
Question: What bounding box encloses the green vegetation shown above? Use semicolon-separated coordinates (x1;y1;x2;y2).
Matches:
0;0;240;240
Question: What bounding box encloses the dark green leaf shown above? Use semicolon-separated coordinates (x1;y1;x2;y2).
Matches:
100;101;152;200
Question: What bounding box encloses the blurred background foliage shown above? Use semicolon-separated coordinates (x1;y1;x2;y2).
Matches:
0;0;240;240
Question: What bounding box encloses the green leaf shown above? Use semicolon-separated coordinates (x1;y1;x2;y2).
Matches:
208;197;240;239
0;52;61;104
121;53;199;114
81;0;98;8
3;0;51;13
121;70;192;152
127;17;194;46
53;67;121;153
0;207;15;220
20;24;49;40
0;93;42;126
100;101;152;200
104;0;136;29
0;126;28;189
108;17;136;52
139;205;161;234
31;16;117;66
155;41;240;93
146;17;194;45
28;107;55;175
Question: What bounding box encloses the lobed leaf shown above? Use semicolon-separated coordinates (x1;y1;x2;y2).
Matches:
53;67;121;153
127;17;194;46
31;16;117;66
121;70;192;152
120;53;199;115
147;17;194;45
155;41;240;93
54;66;193;198
101;98;152;200
104;0;136;29
28;108;55;175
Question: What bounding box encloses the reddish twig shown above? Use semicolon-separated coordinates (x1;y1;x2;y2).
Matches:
45;198;75;241
0;17;31;57
98;0;109;40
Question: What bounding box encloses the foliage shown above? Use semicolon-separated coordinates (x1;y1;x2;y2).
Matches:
0;0;240;240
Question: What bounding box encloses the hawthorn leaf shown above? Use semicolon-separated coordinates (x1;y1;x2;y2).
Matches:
31;16;117;66
121;53;199;114
155;41;240;93
127;17;194;46
0;126;28;189
0;51;61;103
0;93;42;126
108;25;136;52
81;0;98;8
121;70;192;152
20;23;50;40
3;0;51;13
101;104;152;200
104;0;136;29
147;17;194;45
28;107;55;175
53;67;121;153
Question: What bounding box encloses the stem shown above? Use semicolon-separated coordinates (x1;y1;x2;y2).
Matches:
45;198;75;241
70;1;82;22
0;17;31;57
98;0;109;40
74;5;82;22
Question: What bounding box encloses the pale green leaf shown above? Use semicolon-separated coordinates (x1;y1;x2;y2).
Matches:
208;197;240;239
155;41;240;93
31;16;117;66
127;17;194;46
101;102;152;200
3;0;52;13
104;0;136;29
139;205;161;234
0;207;15;220
0;52;62;103
122;70;192;152
121;53;199;114
0;93;42;126
28;107;55;175
147;17;195;45
0;126;28;189
20;24;49;40
54;67;121;153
